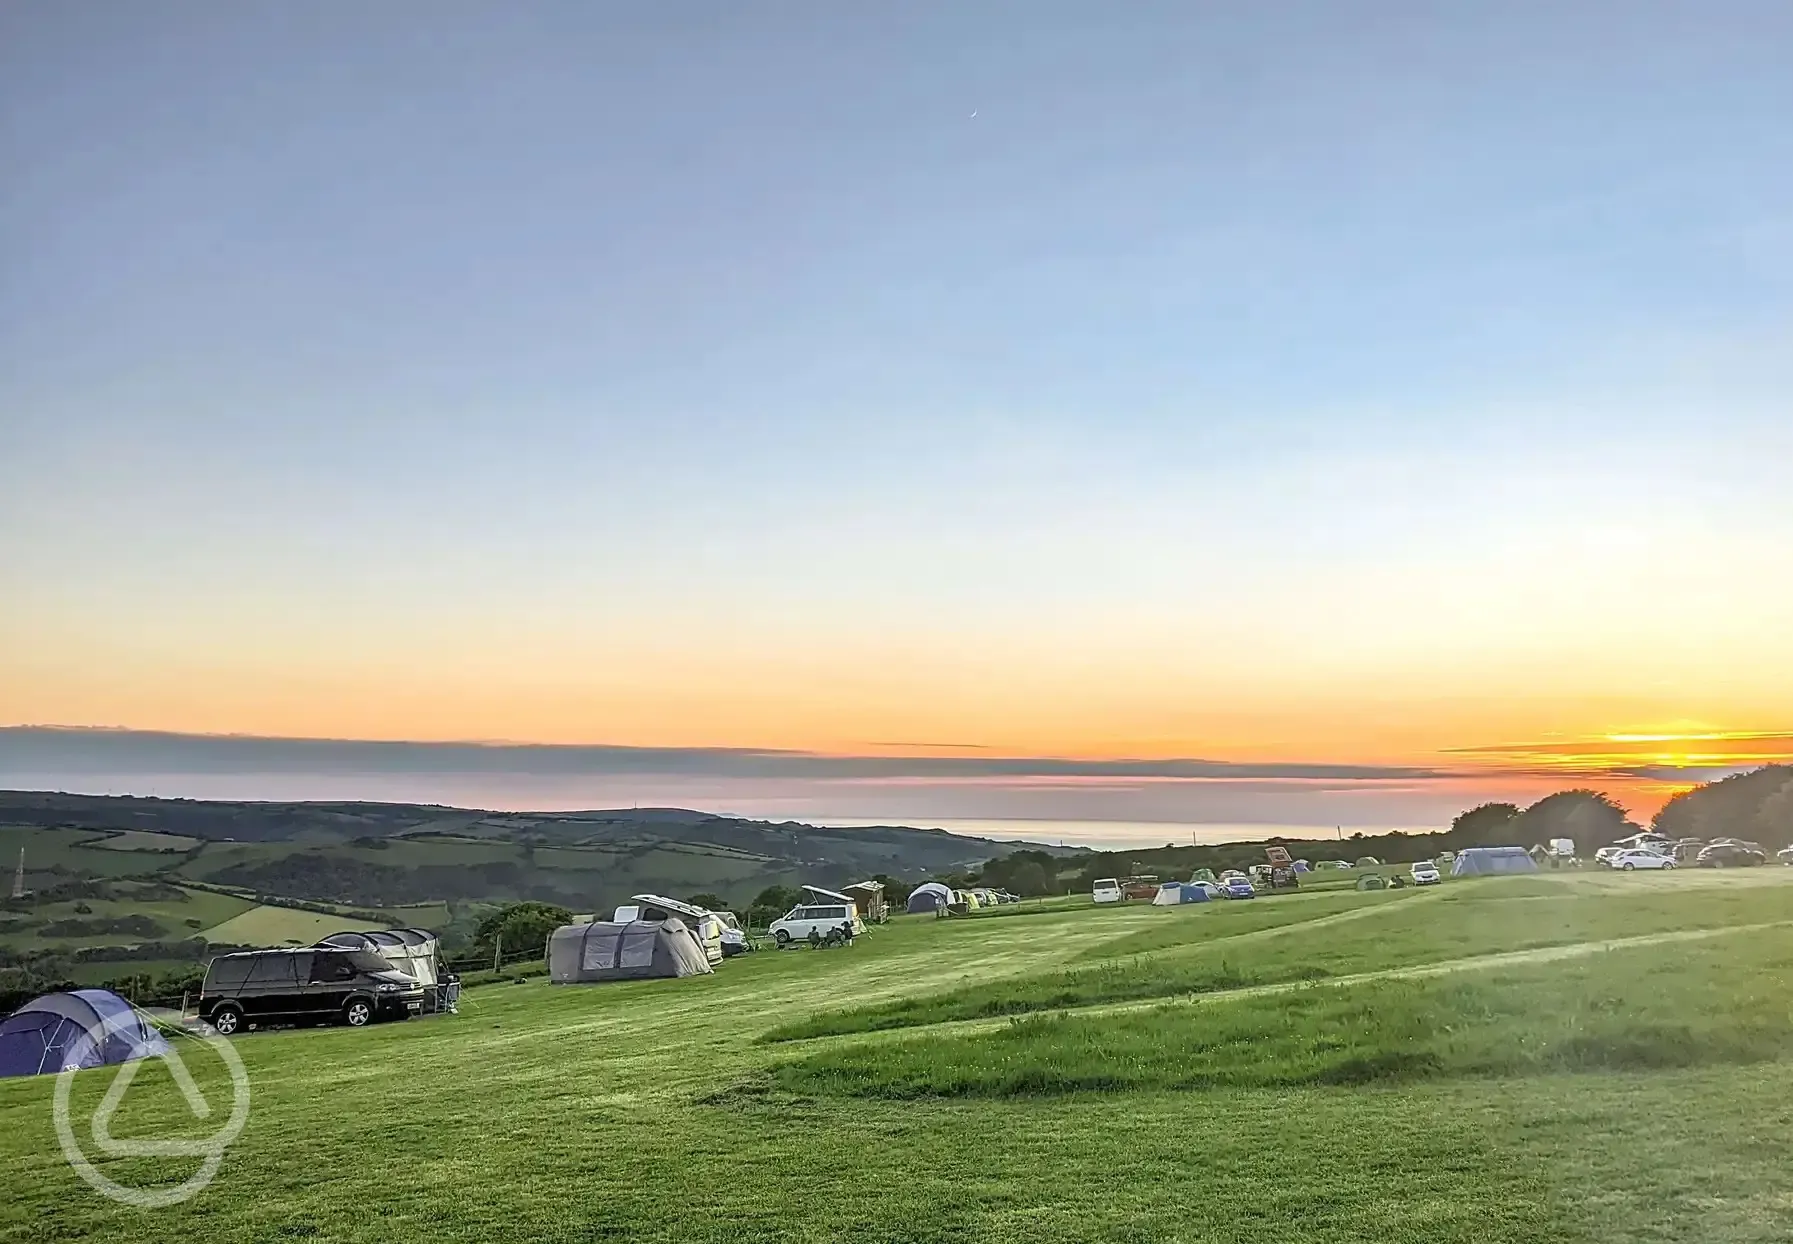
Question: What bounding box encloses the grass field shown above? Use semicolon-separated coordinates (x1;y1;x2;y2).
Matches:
194;905;385;947
0;884;254;951
3;869;1792;1242
77;830;202;852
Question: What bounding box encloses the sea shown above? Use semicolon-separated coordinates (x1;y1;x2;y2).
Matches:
807;818;1432;851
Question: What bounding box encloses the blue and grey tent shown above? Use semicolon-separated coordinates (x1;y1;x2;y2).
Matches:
1451;846;1539;876
0;989;170;1079
906;882;954;913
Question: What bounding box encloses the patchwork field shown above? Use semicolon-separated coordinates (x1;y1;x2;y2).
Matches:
0;884;253;951
193;905;384;948
3;868;1791;1242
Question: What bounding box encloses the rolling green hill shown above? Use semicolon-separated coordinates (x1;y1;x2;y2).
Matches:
0;790;1065;917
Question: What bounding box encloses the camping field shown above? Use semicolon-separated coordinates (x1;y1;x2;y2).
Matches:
3;868;1793;1242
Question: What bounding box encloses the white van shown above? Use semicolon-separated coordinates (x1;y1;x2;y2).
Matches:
1092;878;1123;904
768;904;857;945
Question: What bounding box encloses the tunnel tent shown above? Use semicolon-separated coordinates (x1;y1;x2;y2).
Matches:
1355;857;1382;867
1451;846;1540;876
0;989;170;1079
1356;874;1389;891
906;882;954;913
631;895;724;964
547;917;714;983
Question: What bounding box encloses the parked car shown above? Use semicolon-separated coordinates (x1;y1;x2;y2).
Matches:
1221;876;1256;899
1410;860;1441;885
1091;878;1124;904
1189;880;1224;899
1608;848;1676;871
1695;843;1767;868
199;947;425;1036
1778;847;1793;866
768;903;859;945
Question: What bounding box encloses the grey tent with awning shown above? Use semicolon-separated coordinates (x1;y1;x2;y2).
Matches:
547;917;714;984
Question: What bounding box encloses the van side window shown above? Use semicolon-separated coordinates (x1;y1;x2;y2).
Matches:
246;954;295;984
209;957;252;987
310;953;356;984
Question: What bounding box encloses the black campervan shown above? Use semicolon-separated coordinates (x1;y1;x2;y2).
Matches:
198;948;426;1035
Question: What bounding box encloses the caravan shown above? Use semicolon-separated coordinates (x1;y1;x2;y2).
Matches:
629;895;725;964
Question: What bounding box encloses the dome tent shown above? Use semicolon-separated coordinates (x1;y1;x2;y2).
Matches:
1451;847;1539;876
906;882;954;913
1152;881;1212;906
1355;874;1389;891
547;918;713;984
0;989;169;1079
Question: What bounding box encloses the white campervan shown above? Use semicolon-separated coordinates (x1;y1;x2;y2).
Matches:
1092;878;1123;904
768;903;857;945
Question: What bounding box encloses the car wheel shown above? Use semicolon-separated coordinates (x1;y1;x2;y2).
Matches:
343;999;374;1028
1622;862;1635;871
209;1004;243;1036
1664;862;1675;869
773;929;791;946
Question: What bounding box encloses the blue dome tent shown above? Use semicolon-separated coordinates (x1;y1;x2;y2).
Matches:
906;882;954;913
1451;846;1539;877
0;989;170;1079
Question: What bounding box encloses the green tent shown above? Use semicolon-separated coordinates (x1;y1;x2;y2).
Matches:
1355;874;1388;891
1190;868;1217;883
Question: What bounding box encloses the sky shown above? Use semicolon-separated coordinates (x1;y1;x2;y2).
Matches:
3;3;1791;842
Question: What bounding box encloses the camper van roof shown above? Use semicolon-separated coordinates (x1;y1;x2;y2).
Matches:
630;894;709;920
801;884;856;905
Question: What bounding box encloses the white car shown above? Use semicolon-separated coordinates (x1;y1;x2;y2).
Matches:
768;903;859;945
1608;849;1676;871
1410;861;1441;885
1091;878;1124;904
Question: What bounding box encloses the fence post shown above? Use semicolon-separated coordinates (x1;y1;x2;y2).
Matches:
493;933;502;974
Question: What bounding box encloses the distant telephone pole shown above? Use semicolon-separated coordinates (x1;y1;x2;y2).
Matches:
10;848;24;900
